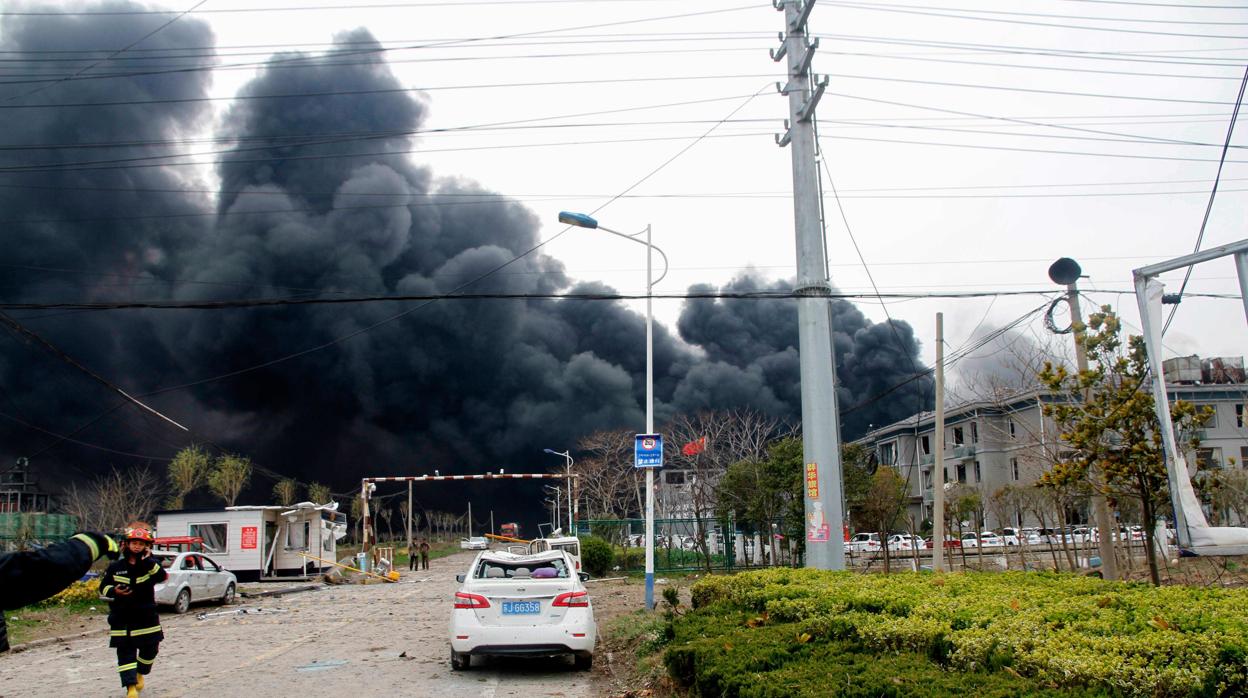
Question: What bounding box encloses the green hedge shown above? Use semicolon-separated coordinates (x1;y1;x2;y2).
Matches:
666;569;1248;697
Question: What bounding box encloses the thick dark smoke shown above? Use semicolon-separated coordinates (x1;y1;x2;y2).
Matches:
0;3;929;514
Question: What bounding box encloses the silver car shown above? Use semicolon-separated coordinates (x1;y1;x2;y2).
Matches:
152;552;238;614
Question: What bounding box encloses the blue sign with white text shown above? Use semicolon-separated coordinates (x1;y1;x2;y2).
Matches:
634;433;663;468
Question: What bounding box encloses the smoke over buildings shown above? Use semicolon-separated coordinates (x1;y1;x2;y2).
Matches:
0;5;930;498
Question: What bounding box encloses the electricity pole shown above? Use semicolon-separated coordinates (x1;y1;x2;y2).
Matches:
932;313;946;572
774;0;845;570
406;480;413;555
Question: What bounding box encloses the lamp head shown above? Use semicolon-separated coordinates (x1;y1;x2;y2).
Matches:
558;211;598;229
543;448;556;455
1048;257;1082;285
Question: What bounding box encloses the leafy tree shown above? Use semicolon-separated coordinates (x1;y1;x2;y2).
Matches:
207;454;253;507
716;436;804;567
853;468;909;573
308;481;331;504
167;445;212;509
273;478;300;506
1038;307;1210;585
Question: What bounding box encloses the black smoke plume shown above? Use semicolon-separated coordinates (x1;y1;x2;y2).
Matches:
0;4;929;514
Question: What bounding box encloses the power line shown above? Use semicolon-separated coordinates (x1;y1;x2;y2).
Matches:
1163;64;1248;335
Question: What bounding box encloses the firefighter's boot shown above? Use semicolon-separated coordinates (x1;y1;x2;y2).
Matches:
126;686;139;698
135;674;144;692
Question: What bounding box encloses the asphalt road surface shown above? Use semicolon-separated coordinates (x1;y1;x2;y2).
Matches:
0;551;597;698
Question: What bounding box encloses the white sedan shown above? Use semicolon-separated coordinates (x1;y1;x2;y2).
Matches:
152;552;237;614
460;537;490;550
449;549;596;671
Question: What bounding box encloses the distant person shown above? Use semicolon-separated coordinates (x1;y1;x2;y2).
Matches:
0;531;120;652
419;539;431;570
100;523;168;698
408;542;418;572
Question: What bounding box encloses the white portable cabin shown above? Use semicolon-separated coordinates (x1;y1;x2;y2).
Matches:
155;502;347;582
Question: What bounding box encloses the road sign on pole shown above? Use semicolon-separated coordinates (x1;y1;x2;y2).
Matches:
634;434;663;468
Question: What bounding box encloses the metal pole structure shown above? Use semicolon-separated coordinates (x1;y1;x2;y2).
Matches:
490;510;495;536
932;313;946;572
406;480;413;557
468;500;472;538
1067;281;1118;580
644;222;657;608
1236;252;1248;325
775;0;845;570
565;454;574;534
361;480;371;554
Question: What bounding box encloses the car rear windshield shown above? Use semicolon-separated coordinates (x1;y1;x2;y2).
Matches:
475;557;569;579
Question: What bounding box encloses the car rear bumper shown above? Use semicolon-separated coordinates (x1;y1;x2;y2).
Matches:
449;609;596;654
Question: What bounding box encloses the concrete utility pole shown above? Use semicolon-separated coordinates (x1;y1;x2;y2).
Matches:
1066;282;1118;580
774;0;845;570
406;480;413;554
932;313;946;572
467;501;473;538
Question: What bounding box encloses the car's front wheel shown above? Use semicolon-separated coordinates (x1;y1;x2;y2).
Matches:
221;583;236;605
574;652;593;671
174;588;191;614
450;650;470;671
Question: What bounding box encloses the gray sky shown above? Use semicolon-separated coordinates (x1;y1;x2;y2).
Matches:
32;0;1248;378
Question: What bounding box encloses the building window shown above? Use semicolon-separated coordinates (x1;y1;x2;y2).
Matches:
1198;404;1218;428
921;435;931;456
1008;420;1017;438
956;464;967;483
1011;458;1020;481
923;469;932;490
188;523;228;553
943;467;949;483
974;460;981;483
970;422;979;443
1241;446;1248;467
1197;448;1222;470
1236;404;1245;428
287;521;310;550
953;427;964;446
879;442;897;466
665;471;686;485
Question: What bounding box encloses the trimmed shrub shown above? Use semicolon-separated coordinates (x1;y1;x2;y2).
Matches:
664;569;1248;697
580;536;614;577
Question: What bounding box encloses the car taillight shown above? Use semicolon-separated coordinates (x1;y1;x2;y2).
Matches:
552;590;589;608
454;592;490;609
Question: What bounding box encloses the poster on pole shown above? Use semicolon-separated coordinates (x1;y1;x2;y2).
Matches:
805;462;830;542
634;434;663;468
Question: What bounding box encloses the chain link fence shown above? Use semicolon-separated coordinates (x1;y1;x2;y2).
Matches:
574;517;801;573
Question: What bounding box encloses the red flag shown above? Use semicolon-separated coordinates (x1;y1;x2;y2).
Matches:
682;436;707;456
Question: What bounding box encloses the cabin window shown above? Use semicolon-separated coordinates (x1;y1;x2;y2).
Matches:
188;523;228;553
287;521;310;550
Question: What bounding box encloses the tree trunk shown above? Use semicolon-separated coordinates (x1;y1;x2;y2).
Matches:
1140;491;1162;586
1056;508;1075;570
879;529;891;574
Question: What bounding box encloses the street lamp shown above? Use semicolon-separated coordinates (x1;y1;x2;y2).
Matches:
544;448;575;534
558;210;668;610
543;486;562;530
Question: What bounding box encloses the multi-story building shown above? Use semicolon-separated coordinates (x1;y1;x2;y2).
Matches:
0;457;53;513
855;356;1248;530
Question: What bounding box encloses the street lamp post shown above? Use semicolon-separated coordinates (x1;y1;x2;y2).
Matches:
544;485;562;530
558;211;668;610
544;448;575;534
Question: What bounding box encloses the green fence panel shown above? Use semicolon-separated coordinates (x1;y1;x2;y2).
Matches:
574;517;802;573
0;513;77;541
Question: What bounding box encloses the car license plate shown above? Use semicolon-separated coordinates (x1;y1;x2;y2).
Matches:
502;600;541;615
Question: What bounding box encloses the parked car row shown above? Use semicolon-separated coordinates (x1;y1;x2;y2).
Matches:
846;524;1175;554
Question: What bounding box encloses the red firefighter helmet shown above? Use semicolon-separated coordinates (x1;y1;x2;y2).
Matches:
124;524;154;543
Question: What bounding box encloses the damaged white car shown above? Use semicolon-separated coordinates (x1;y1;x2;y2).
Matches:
152;552;237;614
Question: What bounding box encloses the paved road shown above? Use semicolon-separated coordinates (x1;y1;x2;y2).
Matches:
0;552;597;698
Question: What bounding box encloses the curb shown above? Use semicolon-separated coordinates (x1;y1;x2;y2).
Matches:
239;583;322;599
8;627;107;654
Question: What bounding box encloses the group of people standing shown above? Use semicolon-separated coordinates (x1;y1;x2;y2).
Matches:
409;539;431;570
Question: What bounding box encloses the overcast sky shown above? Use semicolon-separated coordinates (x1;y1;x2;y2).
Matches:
142;0;1245;384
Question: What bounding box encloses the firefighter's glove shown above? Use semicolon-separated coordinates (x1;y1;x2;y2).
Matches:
74;531;121;560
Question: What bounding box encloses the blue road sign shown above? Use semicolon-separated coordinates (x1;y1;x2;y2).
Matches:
634;433;663;468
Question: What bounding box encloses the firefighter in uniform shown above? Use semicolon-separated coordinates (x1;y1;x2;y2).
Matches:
100;524;167;697
0;531;120;652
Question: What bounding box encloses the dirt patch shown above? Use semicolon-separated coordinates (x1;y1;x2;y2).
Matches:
588;577;698;698
5;605;108;647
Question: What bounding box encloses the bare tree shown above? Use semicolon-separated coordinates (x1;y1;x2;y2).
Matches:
272;478;300;506
61;467;164;533
208;454;252;507
855;468;909;573
308;482;331;505
377;505;394;542
166;445;211;509
575;428;640;520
